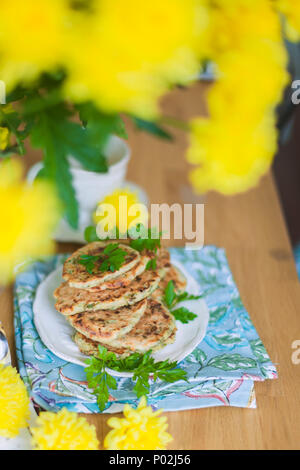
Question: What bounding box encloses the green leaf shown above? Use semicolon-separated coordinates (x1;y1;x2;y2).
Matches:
84;225;99;242
58;119;108;173
146;258;157;270
133;375;150;398
27;99;117;227
30;110;78;228
23;90;110;173
157;369;188;383
171;306;197;324
78;243;127;274
163;280;176;308
176;292;202;303
84;344;187;411
133;117;173;140
162;280;200;323
129;225;161;253
78;102;128;145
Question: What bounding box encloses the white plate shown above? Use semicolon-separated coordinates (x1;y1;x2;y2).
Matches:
33;258;209;377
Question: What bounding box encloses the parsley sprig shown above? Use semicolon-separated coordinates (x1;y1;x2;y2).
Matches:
85;346;187;411
78;243;127;274
129;225;162;270
164;280;202;324
84;224;162;271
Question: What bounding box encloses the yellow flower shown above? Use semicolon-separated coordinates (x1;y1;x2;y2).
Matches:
0;0;70;89
65;0;207;117
207;42;288;124
0;127;9;150
31;408;99;450
205;0;283;58
94;188;148;235
104;396;173;450
0;159;60;284
275;0;300;41
0;364;30;438
188;112;277;194
186;0;289;194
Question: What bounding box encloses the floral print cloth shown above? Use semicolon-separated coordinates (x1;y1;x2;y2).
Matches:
14;246;277;413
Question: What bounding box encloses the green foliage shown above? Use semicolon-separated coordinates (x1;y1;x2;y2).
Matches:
170;306;197;323
85;345;187;411
78;102;128;144
84;225;99;243
85;347;117;412
30;106;80;228
146;258;157;271
0;79;130;228
133;117;173;140
0;76;180;230
78;243;127;273
163;280;201;324
129;224;161;259
84;223;162;269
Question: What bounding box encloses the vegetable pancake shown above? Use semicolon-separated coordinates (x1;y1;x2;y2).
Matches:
54;269;161;315
74;329;176;358
86;253;150;292
105;298;177;352
74;331;132;358
68;299;147;342
62;241;140;289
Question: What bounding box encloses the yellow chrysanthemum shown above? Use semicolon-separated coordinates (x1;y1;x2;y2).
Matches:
94;188;148;235
208;43;288;124
188;112;277;194
205;0;283;58
65;0;208;117
0;364;30;438
0;159;60;284
104;396;173;450
0;0;70;89
0;127;9;150
31;408;99;450
186;0;289;194
275;0;300;41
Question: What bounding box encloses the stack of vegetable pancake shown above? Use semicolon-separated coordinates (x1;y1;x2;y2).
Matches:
54;241;187;358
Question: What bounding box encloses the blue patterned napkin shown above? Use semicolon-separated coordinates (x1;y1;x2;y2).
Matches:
14;246;277;413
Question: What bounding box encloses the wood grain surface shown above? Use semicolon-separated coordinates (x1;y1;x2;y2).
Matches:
1;83;300;449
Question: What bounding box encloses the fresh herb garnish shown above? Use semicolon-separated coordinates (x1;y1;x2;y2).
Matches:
146;258;157;271
84;223;162;270
129;224;161;270
78;243;127;274
163;280;201;323
85;346;187;411
170;307;197;324
85;347;117;412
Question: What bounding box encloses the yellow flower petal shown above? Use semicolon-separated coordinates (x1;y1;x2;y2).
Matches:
0;365;30;438
104;396;173;450
275;0;300;41
0;159;61;284
0;0;71;88
31;408;99;450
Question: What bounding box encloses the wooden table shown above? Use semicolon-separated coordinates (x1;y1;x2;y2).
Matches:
2;83;300;449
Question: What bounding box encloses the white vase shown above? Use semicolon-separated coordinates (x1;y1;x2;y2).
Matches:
27;135;131;243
